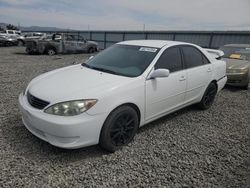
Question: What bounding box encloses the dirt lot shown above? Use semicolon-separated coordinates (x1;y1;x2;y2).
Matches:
0;47;249;187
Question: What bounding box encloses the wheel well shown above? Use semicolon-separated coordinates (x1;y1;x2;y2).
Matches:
109;103;141;125
88;46;94;51
45;45;57;53
211;80;218;91
99;103;141;143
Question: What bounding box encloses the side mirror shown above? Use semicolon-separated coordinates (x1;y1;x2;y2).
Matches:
150;69;170;79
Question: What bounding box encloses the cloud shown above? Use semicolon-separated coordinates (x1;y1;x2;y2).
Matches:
0;0;249;30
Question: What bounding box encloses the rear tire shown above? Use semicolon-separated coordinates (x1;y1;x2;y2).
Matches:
99;106;139;152
198;82;217;110
88;47;95;53
243;85;249;90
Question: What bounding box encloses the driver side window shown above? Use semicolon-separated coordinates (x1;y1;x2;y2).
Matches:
155;47;183;73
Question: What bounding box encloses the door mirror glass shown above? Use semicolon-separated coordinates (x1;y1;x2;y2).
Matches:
150;69;170;79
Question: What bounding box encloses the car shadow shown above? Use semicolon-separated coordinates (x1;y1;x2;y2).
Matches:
224;85;248;92
2;114;107;164
2;104;197;164
137;105;195;134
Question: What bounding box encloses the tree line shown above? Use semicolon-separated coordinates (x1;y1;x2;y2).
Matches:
0;24;19;31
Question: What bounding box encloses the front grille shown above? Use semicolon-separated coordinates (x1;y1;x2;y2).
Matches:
27;91;50;110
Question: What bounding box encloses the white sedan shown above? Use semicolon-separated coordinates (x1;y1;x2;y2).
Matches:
19;40;227;152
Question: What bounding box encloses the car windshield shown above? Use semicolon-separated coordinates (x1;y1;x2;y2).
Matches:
220;46;250;61
82;44;159;77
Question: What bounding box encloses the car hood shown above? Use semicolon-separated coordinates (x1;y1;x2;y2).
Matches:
223;58;250;69
88;41;98;46
28;64;132;103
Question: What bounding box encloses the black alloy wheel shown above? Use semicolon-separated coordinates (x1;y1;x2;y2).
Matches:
99;106;139;152
110;112;136;146
198;82;217;110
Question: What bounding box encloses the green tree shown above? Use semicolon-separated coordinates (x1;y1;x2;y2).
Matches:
6;24;18;30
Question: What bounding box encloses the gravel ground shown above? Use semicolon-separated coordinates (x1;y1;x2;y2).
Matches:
0;46;249;187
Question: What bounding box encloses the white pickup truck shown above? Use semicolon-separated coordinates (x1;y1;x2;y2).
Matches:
0;30;25;46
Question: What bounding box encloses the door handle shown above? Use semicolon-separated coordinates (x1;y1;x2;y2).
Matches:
207;68;212;72
179;76;186;81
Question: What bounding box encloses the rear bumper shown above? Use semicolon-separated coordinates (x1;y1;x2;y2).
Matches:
217;76;227;92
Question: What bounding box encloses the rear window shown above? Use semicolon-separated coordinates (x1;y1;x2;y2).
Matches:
220;46;250;60
182;46;204;68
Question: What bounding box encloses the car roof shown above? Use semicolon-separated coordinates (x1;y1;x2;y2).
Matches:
118;40;187;48
223;44;250;48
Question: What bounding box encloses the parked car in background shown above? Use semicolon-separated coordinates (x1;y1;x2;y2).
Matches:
0;29;24;46
219;44;250;89
19;40;227;152
0;29;21;37
0;35;18;46
23;32;46;40
25;33;98;55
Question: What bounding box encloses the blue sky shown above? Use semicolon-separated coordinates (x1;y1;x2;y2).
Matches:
0;0;250;30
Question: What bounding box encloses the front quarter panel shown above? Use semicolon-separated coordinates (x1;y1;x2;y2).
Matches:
86;77;145;126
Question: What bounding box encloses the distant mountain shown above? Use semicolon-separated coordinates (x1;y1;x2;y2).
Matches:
20;26;73;32
0;22;72;32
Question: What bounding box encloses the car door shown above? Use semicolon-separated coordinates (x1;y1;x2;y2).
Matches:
76;36;87;52
63;34;78;53
145;46;187;121
181;45;213;103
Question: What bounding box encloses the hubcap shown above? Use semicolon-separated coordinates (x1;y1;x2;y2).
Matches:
204;86;216;107
110;113;136;146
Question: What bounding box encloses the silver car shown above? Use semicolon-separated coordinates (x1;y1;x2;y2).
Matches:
219;44;250;89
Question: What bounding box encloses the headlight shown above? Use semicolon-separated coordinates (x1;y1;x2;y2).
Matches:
44;99;97;116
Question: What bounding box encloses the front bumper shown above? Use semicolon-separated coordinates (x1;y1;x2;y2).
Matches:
226;72;249;87
18;94;107;149
26;46;40;54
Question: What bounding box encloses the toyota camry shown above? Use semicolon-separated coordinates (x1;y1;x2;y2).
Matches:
19;40;227;152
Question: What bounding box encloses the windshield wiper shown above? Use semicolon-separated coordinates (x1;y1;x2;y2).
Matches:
82;63;125;76
81;63;93;68
91;67;124;76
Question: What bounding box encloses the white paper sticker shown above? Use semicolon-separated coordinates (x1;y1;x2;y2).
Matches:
139;47;157;52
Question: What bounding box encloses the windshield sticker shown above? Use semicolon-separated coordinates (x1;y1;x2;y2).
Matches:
229;54;241;59
139;47;157;53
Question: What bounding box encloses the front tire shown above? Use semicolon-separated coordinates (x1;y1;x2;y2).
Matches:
5;41;12;47
47;48;56;56
198;82;217;110
99;106;139;152
17;40;24;46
